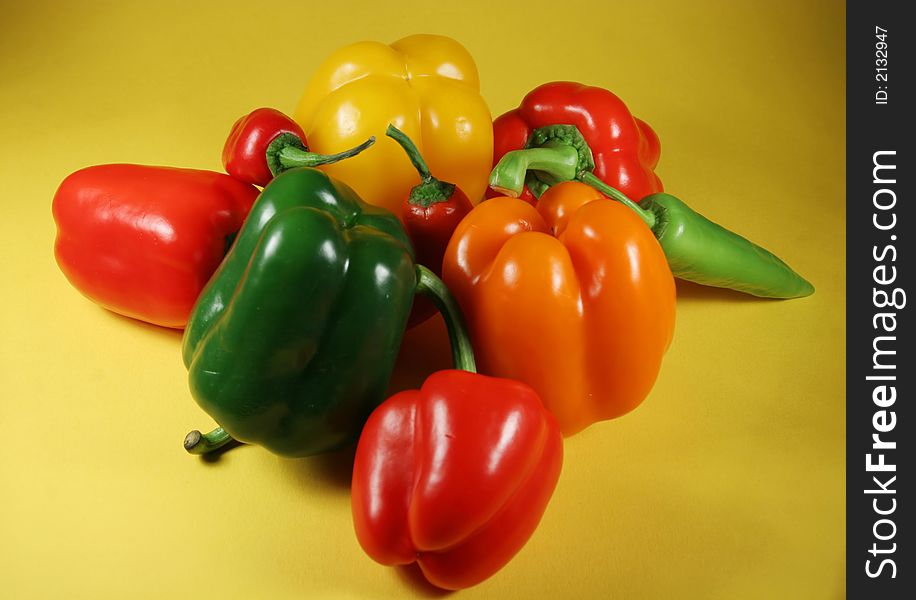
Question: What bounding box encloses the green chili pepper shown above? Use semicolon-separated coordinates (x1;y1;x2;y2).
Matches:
181;166;468;457
489;125;814;299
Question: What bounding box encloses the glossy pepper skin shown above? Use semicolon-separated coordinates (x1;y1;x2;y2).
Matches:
52;164;259;328
442;182;676;435
222;107;376;188
222;108;308;186
491;81;662;204
182;167;416;457
294;34;493;218
353;374;562;589
638;191;814;297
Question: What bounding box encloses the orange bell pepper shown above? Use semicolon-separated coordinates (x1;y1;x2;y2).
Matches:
442;181;677;435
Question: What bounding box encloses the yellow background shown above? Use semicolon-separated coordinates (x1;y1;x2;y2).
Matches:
0;1;845;598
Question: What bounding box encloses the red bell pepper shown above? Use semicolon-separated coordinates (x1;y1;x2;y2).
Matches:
353;371;563;589
52;164;259;328
351;272;563;590
490;81;663;204
222;107;376;187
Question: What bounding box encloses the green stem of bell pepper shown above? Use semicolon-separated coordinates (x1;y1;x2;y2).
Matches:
184;427;233;455
488;145;580;200
267;134;376;178
415;265;477;373
488;124;595;199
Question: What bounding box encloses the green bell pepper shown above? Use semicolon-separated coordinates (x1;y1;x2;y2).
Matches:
181;167;460;458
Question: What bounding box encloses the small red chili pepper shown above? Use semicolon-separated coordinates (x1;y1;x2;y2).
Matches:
222;107;376;187
386;124;473;274
386;124;473;327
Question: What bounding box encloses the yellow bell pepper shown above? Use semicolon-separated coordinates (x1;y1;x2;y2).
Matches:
294;34;493;217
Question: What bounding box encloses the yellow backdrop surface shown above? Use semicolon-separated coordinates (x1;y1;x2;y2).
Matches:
0;1;845;598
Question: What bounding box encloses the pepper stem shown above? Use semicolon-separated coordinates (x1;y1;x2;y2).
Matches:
184;427;235;455
268;135;376;177
414;265;477;373
488;145;581;198
577;172;657;229
488;143;657;229
386;124;456;208
386;124;431;180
